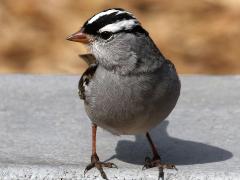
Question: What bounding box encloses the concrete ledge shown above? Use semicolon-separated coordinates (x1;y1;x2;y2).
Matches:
0;75;240;179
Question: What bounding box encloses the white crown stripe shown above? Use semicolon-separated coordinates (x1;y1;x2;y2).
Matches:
116;10;132;16
116;11;125;15
99;19;139;33
88;9;121;24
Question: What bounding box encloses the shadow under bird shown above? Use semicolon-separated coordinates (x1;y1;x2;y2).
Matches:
67;8;181;180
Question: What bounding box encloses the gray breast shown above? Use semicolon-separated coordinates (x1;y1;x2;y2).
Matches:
84;62;180;135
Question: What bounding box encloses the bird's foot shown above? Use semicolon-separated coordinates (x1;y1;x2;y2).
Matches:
142;156;177;180
84;153;118;180
142;156;177;170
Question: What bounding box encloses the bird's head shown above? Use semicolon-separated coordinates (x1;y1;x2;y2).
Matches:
67;8;162;73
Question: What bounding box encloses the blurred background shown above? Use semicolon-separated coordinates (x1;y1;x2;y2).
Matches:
0;0;240;74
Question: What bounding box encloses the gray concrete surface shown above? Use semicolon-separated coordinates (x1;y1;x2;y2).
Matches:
0;74;239;179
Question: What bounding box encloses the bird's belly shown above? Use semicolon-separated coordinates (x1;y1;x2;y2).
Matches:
84;71;180;135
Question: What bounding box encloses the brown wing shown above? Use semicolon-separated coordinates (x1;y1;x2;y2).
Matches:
78;64;98;100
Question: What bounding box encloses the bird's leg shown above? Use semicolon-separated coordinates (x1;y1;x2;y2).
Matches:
84;123;117;180
143;132;177;179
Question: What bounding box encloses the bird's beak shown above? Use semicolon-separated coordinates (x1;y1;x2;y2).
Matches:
66;29;89;44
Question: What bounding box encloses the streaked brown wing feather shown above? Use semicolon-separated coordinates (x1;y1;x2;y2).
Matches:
78;64;98;100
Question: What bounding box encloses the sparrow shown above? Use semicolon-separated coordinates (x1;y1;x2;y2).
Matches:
67;8;181;180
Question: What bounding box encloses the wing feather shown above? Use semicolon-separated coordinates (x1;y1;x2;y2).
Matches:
78;64;98;100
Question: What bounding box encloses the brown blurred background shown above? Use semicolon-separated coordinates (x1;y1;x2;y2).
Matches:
0;0;240;74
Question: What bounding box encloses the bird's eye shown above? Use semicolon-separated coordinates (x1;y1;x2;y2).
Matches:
100;31;112;40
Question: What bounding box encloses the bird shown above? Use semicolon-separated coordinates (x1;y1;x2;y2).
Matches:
67;8;181;180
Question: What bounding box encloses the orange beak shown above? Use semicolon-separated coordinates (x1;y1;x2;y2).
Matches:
66;29;89;44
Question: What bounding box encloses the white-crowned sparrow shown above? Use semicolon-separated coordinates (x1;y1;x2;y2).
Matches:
67;8;181;179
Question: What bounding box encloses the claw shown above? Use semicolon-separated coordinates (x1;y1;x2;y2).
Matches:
158;163;177;170
110;163;118;169
83;169;87;176
95;163;108;180
158;167;164;180
84;154;117;180
102;162;118;169
143;156;152;170
142;156;177;180
84;163;94;176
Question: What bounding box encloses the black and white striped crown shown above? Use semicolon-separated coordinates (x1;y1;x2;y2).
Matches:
82;8;147;35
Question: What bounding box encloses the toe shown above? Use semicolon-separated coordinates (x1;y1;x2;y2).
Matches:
158;163;177;170
103;162;118;169
143;156;153;169
84;161;117;179
95;163;108;180
158;167;164;180
84;163;95;175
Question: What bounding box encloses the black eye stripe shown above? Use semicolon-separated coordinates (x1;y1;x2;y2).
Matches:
100;31;112;40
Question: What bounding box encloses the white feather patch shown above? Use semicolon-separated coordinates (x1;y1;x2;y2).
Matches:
88;9;121;24
116;10;133;16
98;19;139;33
